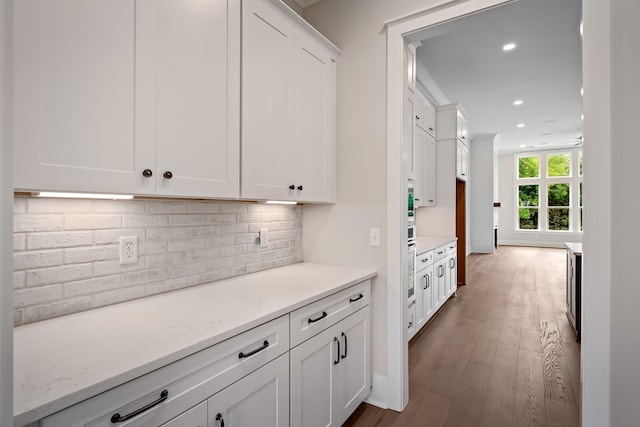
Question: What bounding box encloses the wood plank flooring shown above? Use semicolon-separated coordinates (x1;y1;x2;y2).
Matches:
343;246;581;427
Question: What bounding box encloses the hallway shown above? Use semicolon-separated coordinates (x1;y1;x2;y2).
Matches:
344;246;581;426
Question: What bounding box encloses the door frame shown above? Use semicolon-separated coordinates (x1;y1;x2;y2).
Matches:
383;0;511;411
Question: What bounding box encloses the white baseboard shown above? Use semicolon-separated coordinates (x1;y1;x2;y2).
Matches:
364;375;389;409
498;240;566;248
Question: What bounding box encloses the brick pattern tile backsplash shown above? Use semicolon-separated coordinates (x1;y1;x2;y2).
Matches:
13;197;303;326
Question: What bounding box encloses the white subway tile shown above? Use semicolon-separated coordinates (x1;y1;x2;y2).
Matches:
146;201;188;214
168;238;206;253
146;252;189;269
65;214;122;230
123;268;169;286
26;264;93;287
14;271;25;289
207;213;236;224
205;235;237;248
14;250;64;271
27;198;92;213
15;285;63;307
222;223;248;235
64;276;122;298
147;227;187;240
24;297;92;323
169;214;207;226
93;228;145;245
246;261;271;274
221;245;248;257
123;215;169;228
219;203;248;213
27;231;93;250
14;214;65;232
186;248;222;264
14;197;28;213
92;286;145;308
236;213;262;223
140;240;168;255
64;245;118;264
93;199;146;213
144;278;187;295
14;309;24;326
186;225;221;237
14;234;26;251
186;202;221;213
94;258;145;277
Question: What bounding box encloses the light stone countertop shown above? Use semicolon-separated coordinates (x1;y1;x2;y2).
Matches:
14;262;377;426
416;236;457;255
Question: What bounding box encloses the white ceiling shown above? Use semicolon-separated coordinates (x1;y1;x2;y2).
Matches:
411;0;583;153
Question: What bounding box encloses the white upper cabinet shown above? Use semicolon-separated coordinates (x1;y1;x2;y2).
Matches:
437;103;471;181
14;0;240;198
136;0;240;198
14;0;137;194
241;0;339;203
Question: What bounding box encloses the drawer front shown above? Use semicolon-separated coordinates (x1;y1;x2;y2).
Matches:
416;250;433;268
290;280;370;348
446;241;457;254
433;245;447;262
43;315;289;427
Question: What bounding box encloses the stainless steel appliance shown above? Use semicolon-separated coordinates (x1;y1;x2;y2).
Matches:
408;241;416;301
408;179;415;224
407;179;416;301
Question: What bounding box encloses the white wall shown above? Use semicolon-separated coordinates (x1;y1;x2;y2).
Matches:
497;152;582;248
608;0;640;425
302;0;443;408
0;0;13;422
470;134;495;253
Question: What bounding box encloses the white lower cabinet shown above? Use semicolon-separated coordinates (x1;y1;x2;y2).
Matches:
160;402;207;427
290;306;371;427
208;353;289;427
446;242;458;296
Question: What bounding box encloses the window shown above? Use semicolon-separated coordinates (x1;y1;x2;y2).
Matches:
515;149;582;232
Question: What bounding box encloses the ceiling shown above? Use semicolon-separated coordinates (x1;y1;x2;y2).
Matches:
410;0;583;153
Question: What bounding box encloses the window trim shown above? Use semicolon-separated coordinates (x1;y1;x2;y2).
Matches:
514;148;583;233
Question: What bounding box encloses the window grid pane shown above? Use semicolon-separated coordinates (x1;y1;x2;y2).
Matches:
547;153;571;177
518;156;540;179
519;184;539;207
519;208;539;230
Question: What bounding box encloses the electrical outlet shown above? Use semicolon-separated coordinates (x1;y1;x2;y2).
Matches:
369;228;381;246
119;236;138;265
259;228;269;249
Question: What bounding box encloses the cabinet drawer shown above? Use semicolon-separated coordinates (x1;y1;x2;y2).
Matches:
434;245;447;262
290;280;370;348
445;241;457;254
417;250;434;268
43;315;289;427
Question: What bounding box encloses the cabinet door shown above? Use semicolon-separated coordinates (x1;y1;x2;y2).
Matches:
456;140;468;181
160;402;207;427
241;0;296;201
407;300;416;340
293;34;336;203
14;0;137;193
338;308;371;425
208;353;289;427
422;134;437;206
418;266;434;327
447;253;457;297
434;261;446;309
414;271;424;331
290;322;340;427
137;0;239;198
413;127;425;206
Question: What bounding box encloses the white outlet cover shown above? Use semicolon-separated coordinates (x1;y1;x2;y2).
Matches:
119;236;138;265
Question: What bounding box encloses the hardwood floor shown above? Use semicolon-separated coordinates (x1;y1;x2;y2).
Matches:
343;246;581;427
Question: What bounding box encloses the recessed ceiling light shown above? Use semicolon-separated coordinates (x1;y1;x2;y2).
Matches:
520;144;527;148
517;123;525;128
503;43;516;51
513;100;523;106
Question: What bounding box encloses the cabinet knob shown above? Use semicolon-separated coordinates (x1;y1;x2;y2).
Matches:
428;199;434;202
163;171;173;180
429;127;434;131
142;169;153;178
415;198;420;201
297;185;303;191
289;184;295;190
415;115;420;120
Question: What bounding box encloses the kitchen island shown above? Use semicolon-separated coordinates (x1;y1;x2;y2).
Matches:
14;262;376;426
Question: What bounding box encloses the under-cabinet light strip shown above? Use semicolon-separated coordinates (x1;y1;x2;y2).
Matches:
32;192;134;200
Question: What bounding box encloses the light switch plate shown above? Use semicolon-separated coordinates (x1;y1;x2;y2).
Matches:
369;228;381;246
